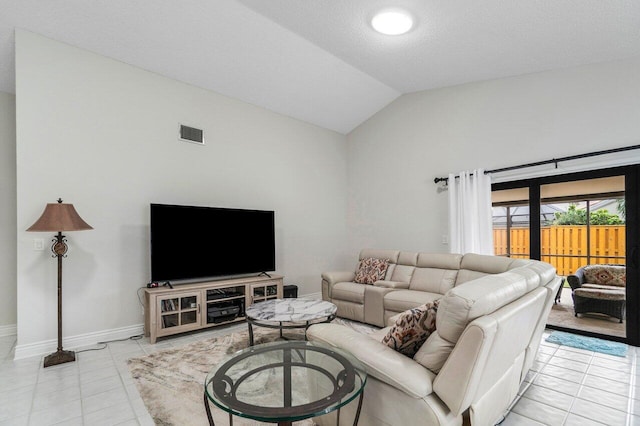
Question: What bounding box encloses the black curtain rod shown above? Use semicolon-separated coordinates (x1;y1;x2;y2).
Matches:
433;144;640;184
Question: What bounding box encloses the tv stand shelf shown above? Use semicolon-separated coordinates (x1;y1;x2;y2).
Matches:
144;275;283;343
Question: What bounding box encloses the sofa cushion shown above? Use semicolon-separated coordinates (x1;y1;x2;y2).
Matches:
409;268;458;294
354;257;390;284
454;269;488;286
416;253;462;269
384;290;441;313
390;264;416;283
398;251;419;266
413;331;455;373
413;272;528;375
437;272;528;343
455;254;526;285
583;265;625;287
331;282;366;303
382;301;439;357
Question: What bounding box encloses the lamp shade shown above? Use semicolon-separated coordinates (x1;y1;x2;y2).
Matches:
26;199;93;232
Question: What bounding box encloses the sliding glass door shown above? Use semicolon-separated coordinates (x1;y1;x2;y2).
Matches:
492;166;640;345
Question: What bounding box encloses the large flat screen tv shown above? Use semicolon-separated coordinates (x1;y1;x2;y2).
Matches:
150;204;275;282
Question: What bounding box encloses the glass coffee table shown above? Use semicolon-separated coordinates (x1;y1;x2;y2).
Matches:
203;340;367;426
245;299;337;346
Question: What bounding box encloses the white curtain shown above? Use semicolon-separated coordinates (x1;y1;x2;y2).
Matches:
448;168;493;255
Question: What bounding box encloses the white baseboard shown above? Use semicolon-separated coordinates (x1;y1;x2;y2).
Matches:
14;323;144;360
0;324;16;337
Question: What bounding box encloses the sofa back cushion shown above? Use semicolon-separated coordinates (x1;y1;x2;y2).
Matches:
455;253;528;286
410;268;459;294
386;251;418;282
583;264;626;287
359;249;400;264
414;271;529;372
402;253;460;293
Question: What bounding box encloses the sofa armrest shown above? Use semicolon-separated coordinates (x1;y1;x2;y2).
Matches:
321;271;355;300
374;280;410;289
307;323;435;398
322;271;355;285
364;285;397;327
567;268;585;290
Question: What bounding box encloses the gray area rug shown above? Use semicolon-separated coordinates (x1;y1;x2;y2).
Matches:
128;319;378;426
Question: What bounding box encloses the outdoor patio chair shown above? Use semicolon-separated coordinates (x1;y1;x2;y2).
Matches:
567;264;626;323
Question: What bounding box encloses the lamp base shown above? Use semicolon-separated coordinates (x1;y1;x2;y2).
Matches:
43;349;75;368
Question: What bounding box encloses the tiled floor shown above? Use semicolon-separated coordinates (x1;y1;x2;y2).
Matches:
1;327;638;425
0;323;246;426
504;333;639;426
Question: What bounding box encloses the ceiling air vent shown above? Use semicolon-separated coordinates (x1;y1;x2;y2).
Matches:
179;124;204;145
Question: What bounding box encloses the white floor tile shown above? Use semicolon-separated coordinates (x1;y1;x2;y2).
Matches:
532;373;581;397
521;384;575;411
80;375;124;398
83;400;136;426
546;356;589;373
582;374;631;397
541;363;585;384
554;348;593;364
587;364;632;384
31;385;81;412
570;398;628;425
563;413;609;426
79;365;120;386
82;387;130;415
28;399;82;426
510;396;568;425
501;411;546;425
0;414;28;426
577;386;630;413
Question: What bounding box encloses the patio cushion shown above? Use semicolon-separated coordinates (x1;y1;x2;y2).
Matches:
574;288;625;301
583;265;625;287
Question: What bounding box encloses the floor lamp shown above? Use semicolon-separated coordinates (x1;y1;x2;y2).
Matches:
27;198;93;368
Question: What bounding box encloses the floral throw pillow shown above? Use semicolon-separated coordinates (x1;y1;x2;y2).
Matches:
354;257;389;284
382;301;439;357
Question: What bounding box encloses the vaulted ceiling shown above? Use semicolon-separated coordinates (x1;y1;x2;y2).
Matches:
1;0;639;134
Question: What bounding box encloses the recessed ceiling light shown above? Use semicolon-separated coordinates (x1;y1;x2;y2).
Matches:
371;9;413;35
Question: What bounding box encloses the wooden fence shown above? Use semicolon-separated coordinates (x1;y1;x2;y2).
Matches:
494;225;625;276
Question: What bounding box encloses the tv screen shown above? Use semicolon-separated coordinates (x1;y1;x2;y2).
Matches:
150;204;275;282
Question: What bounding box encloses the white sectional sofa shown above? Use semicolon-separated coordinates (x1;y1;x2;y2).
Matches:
311;249;561;426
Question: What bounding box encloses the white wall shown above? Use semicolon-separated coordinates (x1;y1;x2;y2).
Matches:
347;57;640;254
15;30;349;355
0;91;16;334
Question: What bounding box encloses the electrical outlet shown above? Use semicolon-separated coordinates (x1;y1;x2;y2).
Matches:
33;238;45;251
441;235;449;245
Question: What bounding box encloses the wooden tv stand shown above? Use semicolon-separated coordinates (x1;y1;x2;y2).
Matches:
144;275;283;343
